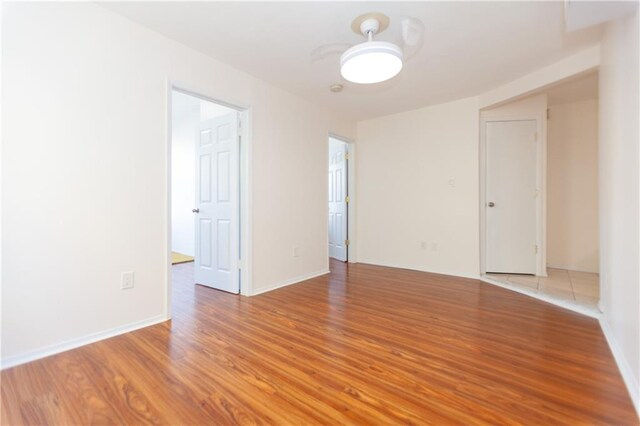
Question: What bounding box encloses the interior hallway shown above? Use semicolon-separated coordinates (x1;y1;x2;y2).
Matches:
1;261;635;424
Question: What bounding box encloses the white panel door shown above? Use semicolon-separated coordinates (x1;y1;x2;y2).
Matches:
328;139;348;261
194;112;239;293
486;120;538;274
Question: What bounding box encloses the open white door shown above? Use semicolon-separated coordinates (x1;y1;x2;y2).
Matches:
328;138;348;262
194;112;240;293
486;120;537;274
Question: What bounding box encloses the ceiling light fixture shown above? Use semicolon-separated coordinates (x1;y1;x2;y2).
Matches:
340;15;403;84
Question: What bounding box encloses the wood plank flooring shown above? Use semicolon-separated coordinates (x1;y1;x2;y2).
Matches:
2;260;637;425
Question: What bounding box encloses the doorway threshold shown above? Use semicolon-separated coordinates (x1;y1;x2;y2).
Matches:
480;275;601;319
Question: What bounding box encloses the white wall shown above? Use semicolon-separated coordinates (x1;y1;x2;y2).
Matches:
356;97;480;277
598;9;640;409
171;92;199;257
547;98;599;273
2;3;355;363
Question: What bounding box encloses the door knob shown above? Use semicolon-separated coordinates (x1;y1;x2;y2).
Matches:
487;202;495;207
192;208;200;213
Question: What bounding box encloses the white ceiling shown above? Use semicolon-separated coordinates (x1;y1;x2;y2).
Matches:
100;1;604;120
564;0;637;31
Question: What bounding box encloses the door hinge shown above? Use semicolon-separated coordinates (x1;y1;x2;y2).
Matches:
345;196;350;203
238;260;242;269
534;132;538;142
345;152;349;160
546;108;550;120
535;245;538;254
345;239;350;246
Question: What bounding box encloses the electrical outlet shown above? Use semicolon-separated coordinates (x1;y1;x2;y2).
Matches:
121;272;135;290
292;246;299;258
421;241;427;250
430;242;438;252
448;178;456;187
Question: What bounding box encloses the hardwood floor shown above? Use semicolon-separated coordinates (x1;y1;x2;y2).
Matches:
2;260;637;425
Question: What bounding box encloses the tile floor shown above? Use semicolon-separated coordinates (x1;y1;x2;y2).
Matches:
486;268;600;313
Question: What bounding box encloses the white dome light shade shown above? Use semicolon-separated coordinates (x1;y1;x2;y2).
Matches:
340;41;403;84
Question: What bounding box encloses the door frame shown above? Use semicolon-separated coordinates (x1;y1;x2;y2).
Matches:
165;81;253;320
328;133;357;263
479;114;547;277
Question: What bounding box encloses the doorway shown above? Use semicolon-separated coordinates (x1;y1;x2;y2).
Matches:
169;88;246;300
479;73;600;315
328;137;349;262
484;119;539;275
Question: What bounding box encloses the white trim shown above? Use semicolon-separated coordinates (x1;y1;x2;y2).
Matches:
249;270;330;296
599;317;640;416
165;82;174;319
239;109;253;296
358;258;480;280
1;315;167;370
1;3;5;365
166;81;254;302
479;115;547;277
346;141;357;264
170;80;251;113
480;275;600;318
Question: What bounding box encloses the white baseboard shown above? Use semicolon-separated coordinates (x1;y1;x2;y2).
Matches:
249;269;330;296
357;258;480;280
599;317;640;417
1;314;168;370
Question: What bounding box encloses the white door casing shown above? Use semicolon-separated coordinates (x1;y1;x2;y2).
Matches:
194;112;240;293
328;139;348;262
486;120;538;274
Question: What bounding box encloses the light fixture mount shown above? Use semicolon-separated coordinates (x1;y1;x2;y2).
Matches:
350;12;390;36
360;18;380;37
340;13;403;85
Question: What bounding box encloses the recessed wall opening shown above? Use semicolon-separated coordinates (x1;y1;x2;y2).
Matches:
327;134;356;268
168;87;250;315
480;72;600;315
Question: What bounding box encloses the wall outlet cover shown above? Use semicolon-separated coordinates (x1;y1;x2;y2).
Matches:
121;272;135;290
